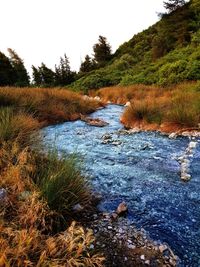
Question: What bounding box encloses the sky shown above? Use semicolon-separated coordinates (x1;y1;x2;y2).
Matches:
0;0;165;74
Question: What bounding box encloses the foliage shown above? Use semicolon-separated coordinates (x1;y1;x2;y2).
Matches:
0;51;16;86
80;55;96;73
72;1;200;91
7;48;30;86
55;54;76;86
93;35;112;67
163;0;186;13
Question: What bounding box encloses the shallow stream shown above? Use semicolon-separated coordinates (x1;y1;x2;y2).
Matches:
42;105;200;267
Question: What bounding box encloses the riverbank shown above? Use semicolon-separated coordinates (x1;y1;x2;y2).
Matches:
94;82;200;135
42;103;200;266
0;87;181;266
0;87;106;266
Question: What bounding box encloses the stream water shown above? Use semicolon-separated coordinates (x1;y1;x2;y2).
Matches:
42;104;200;267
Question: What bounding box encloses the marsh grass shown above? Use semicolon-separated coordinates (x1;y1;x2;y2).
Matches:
34;150;91;213
0;87;101;124
96;82;200;129
0;87;104;266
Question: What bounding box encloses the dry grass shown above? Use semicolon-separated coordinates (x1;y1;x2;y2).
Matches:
95;82;200;131
0;87;105;267
0;142;104;267
0;87;101;125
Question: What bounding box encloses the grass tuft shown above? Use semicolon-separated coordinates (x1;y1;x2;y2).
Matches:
34;150;91;213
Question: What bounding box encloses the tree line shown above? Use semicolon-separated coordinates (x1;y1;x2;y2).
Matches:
0;36;112;87
0;0;188;88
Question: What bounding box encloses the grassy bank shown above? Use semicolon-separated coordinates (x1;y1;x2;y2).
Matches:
95;82;200;132
0;87;104;266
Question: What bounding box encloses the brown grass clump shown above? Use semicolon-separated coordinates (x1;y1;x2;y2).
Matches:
95;82;200;131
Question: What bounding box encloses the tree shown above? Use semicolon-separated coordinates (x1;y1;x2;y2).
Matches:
0;51;16;86
7;48;29;86
79;55;96;73
55;54;75;85
32;65;42;86
93;36;112;67
39;63;56;87
163;0;186;12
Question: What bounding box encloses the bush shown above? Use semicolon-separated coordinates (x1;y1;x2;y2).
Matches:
34;150;91;213
158;60;187;86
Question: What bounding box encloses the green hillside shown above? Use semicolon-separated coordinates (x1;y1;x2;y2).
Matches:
72;0;200;93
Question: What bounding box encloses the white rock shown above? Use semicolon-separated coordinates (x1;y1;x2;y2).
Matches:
169;133;177;139
159;244;168;253
94;96;101;101
125;101;131;107
189;141;197;149
140;255;145;260
181;173;191;181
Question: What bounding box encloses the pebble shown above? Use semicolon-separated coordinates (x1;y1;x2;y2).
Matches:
128;244;136;250
159;244;168;253
72;203;84;212
140;255;145;260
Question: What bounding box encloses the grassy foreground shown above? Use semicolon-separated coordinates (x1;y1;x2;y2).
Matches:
0;87;104;266
95;81;200;132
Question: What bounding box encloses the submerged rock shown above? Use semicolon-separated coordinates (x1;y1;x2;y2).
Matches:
116;201;128;216
80;115;109;127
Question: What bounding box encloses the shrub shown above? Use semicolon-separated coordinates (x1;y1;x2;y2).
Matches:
158;60;187;86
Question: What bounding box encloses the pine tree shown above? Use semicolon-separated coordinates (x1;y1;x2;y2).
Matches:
93;36;112;67
39;63;55;87
79;55;96;73
55;54;75;85
32;65;42;86
7;48;29;86
0;51;16;86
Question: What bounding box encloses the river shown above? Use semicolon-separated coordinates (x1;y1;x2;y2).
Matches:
42;104;200;267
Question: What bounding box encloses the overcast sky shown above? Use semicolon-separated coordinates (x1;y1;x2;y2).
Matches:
0;0;165;74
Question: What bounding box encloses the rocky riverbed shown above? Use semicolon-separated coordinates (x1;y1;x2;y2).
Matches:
42;104;200;266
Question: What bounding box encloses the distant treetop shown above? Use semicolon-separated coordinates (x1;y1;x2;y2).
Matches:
164;0;186;12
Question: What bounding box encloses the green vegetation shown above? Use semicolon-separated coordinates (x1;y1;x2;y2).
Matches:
34;150;90;213
72;0;200;92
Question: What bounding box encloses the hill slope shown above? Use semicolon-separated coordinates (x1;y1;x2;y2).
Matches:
72;0;200;92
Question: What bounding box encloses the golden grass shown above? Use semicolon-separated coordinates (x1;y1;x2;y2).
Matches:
95;82;200;131
0;87;105;267
0;87;101;125
0;142;104;267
